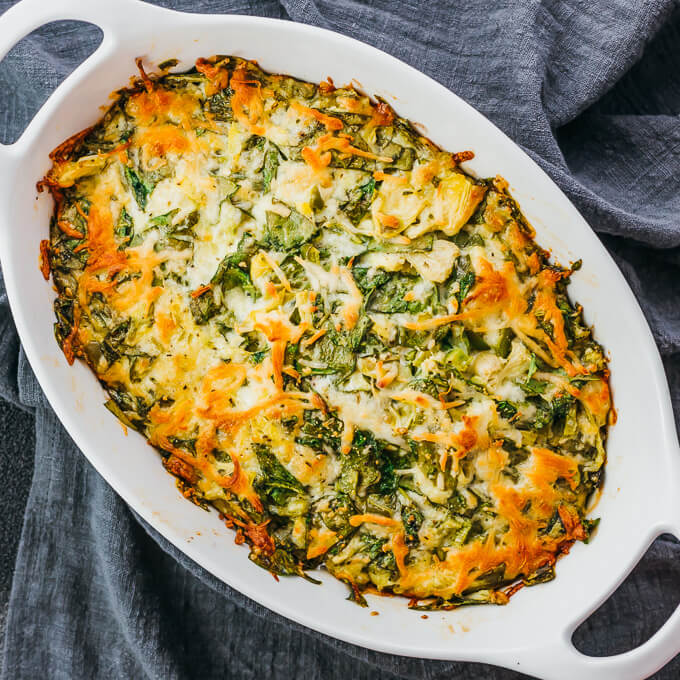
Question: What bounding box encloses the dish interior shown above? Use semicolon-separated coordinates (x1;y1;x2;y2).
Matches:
41;54;613;609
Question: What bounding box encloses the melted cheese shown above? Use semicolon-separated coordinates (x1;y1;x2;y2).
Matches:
44;54;611;608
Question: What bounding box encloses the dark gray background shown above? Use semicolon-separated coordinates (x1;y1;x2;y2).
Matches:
1;1;679;678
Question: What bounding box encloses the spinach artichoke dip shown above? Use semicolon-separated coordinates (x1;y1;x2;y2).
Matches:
39;56;612;609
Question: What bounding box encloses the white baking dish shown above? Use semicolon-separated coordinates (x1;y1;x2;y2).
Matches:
0;1;679;677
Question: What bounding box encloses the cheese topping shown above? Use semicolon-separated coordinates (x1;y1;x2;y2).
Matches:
42;56;610;609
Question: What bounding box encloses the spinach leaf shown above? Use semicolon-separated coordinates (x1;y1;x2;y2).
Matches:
76;102;133;154
115;207;134;248
360;533;388;561
189;291;220;325
341;579;368;607
530;400;553;430
529;394;577;432
521;353;548;396
409;376;449;400
581;517;600;544
360;533;398;575
377;453;397;495
101;319;130;363
336;429;398;497
316;332;355;374
319;493;356;538
493;327;514;358
328;141;376;171
522;378;547;396
457;271;476;304
262;143;281;192
264;207;317;252
401;506;423;545
312;314;372;375
249;350;268;365
149;209;180;228
309;186;324;212
366;233;434;255
368;273;431;314
391;147;416;170
410;439;440;483
496;400;518;420
352;266;391;296
253;444;306;508
452;230;485;248
341;178;377;225
124;166;154;210
104;398;136;429
443;254;475;305
105;386;149;428
466;564;507;591
527;353;538;380
243;134;266;151
295;410;343;452
279;255;309;289
551;394;575;420
250;547;318;582
210;233;259;298
374;125;417;170
206;88;234;121
167;437;197;454
346;314;373;350
213;260;257;297
150;209;198;251
523;562;556;586
466;330;490;351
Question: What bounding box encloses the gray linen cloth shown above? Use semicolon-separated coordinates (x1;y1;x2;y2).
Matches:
1;0;679;678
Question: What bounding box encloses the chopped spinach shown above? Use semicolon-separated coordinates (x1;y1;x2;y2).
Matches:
457;271;476;304
253;444;307;510
368;272;432;314
123;166;154;210
210;233;259;298
207;89;234;121
295;410;343;452
402;506;423;545
262;143;281;192
264;207;317;252
319;493;356;538
189;290;220;325
341;177;377;225
115;207;134;248
309;315;372;375
496;400;518;420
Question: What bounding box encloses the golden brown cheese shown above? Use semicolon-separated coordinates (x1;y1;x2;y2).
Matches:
42;55;611;610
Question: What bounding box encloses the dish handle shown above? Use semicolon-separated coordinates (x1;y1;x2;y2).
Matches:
534;522;680;680
0;0;160;163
